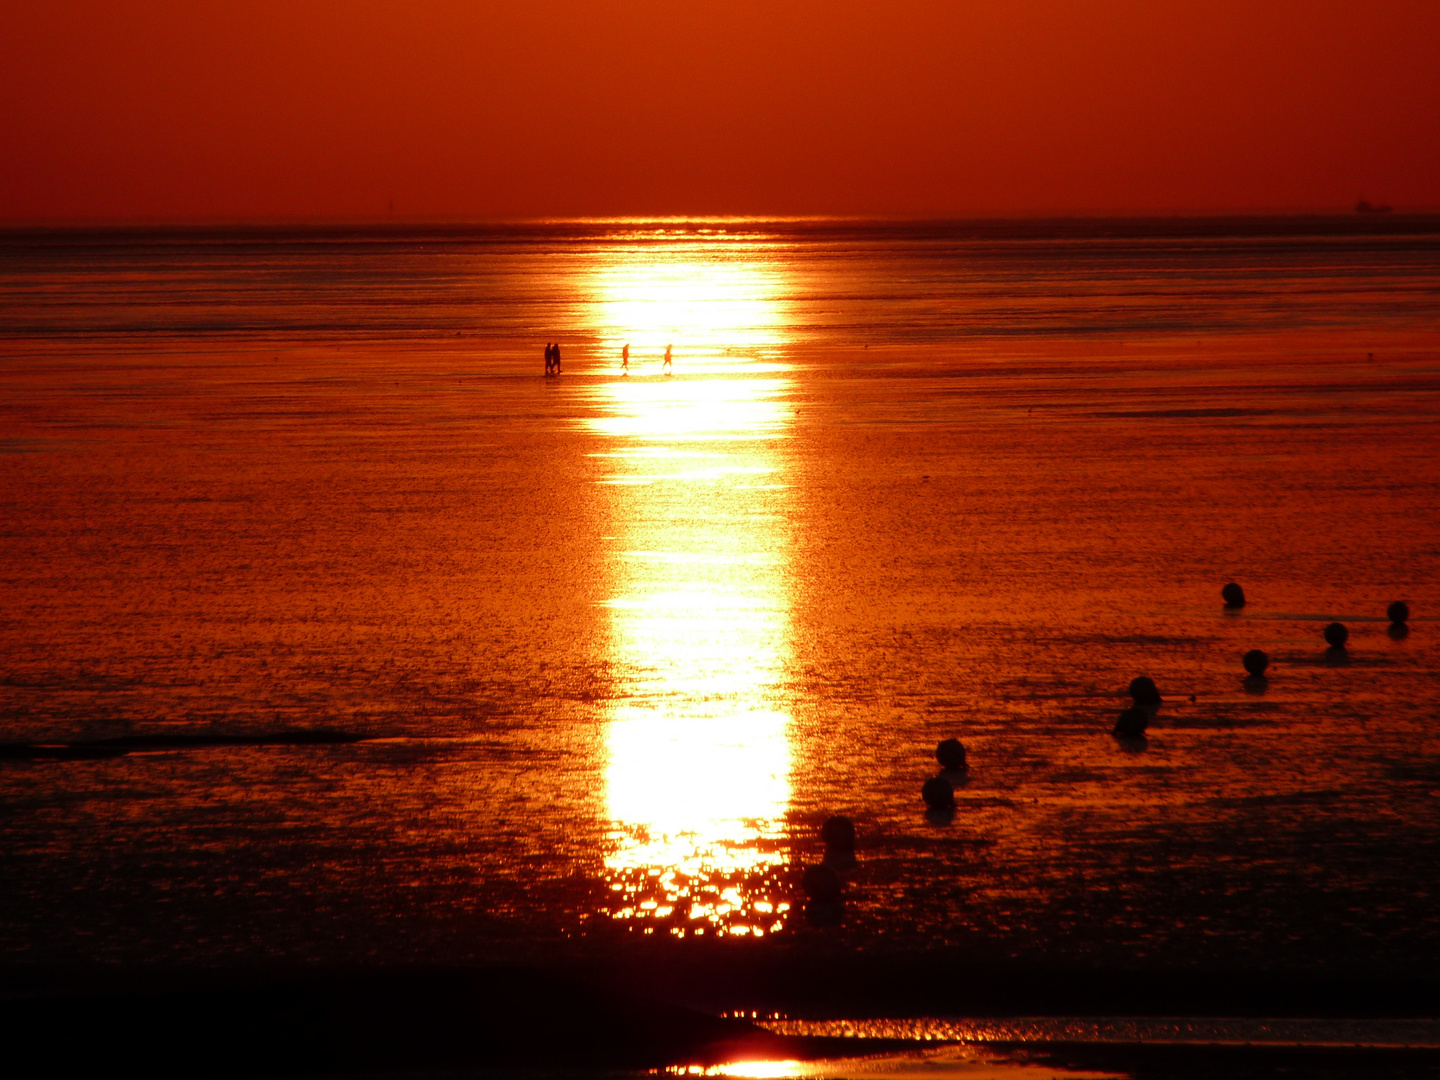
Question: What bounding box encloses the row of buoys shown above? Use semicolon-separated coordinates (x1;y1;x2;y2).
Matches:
1226;583;1413;676
809;586;1417;924
1222;582;1410;627
1114;586;1417;735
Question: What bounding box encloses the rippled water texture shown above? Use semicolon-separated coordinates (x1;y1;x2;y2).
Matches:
1;220;1438;991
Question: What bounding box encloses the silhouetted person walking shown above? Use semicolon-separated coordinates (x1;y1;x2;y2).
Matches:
553;343;562;374
663;344;673;374
621;343;630;375
544;343;553;375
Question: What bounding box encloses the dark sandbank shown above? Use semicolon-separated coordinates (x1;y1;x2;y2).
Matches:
0;966;865;1076
551;948;1440;1025
10;960;1440;1077
11;970;1439;1080
1015;1041;1440;1080
0;729;363;762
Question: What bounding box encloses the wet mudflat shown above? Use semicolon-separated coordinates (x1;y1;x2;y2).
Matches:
1;224;1438;1045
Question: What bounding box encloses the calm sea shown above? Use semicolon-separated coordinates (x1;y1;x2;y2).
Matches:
1;219;1439;1028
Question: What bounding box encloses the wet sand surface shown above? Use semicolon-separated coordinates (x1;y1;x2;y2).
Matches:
1;222;1439;1071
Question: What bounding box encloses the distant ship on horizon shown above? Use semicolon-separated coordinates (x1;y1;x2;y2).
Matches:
1355;198;1392;214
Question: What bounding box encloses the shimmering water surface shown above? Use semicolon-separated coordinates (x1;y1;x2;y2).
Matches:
2;220;1439;1001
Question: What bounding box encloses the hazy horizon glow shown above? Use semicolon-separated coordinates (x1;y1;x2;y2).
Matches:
4;1;1438;224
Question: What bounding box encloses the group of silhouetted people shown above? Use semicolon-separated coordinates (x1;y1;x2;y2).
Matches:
619;343;672;376
543;341;678;376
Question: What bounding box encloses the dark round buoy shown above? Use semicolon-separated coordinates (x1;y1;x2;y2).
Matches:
1114;707;1149;737
922;776;955;809
1324;622;1349;648
801;864;842;903
1129;676;1162;710
821;815;855;852
1222;582;1246;608
1242;649;1269;677
936;738;967;771
1388;601;1410;625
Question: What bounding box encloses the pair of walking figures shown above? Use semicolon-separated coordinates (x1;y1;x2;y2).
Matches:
544;342;563;376
619;343;673;375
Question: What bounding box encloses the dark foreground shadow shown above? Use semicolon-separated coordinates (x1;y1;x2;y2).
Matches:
1014;1041;1440;1080
10;962;1440;1077
0;967;858;1076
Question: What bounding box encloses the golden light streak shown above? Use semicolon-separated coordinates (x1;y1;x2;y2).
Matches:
582;242;796;937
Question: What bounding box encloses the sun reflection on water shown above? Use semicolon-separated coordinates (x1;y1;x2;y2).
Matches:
582;242;795;938
585;239;788;371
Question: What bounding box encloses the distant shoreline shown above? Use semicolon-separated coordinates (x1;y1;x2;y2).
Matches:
5;212;1440;244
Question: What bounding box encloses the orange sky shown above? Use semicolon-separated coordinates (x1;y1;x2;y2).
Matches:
3;0;1438;223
